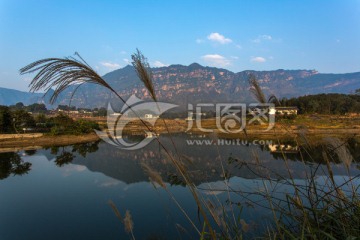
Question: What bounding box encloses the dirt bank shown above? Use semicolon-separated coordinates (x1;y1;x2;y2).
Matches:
0;133;100;150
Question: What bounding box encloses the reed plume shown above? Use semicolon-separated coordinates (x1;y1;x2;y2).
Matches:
20;50;217;239
141;162;166;189
19;53;125;105
248;74;266;104
124;210;134;234
249;74;281;106
268;94;280;106
131;49;157;101
108;200;135;240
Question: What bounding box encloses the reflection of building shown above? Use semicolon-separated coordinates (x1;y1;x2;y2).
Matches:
268;143;299;153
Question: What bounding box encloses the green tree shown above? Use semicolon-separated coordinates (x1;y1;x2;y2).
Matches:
93;107;107;117
26;103;47;113
0;106;13;133
15;102;24;109
12;109;36;132
35;113;47;124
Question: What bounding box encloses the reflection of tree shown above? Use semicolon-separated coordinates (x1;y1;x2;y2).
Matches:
71;141;100;157
55;151;74;167
24;149;37;156
0;152;32;180
50;146;60;155
54;141;100;167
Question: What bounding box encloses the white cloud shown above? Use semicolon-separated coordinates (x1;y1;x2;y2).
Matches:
152;61;169;67
22;76;32;82
261;35;272;40
252;34;272;43
202;54;231;67
196;38;204;44
123;58;131;64
120;50;127;54
101;61;121;70
207;32;232;44
250;57;266;63
230;56;239;60
235;44;242;49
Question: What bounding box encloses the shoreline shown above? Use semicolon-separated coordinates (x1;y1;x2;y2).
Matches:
1;126;360;152
0;133;100;152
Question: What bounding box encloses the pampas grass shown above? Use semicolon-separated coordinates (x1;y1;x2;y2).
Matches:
20;53;125;104
20;50;217;239
131;49;157;101
249;74;266;104
108;200;135;240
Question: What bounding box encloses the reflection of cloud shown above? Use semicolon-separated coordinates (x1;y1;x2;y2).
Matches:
203;190;223;196
100;179;121;187
62;164;87;177
199;181;227;196
202;54;231;67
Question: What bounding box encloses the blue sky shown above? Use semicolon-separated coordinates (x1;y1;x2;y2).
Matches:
0;0;360;91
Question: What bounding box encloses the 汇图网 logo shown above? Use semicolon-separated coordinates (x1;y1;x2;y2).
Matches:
96;95;275;150
95;95;178;150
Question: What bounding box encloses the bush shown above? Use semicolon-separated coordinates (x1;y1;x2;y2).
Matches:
48;117;99;135
73;119;100;135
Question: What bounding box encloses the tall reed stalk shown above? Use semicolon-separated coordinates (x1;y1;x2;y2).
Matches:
20;50;217;239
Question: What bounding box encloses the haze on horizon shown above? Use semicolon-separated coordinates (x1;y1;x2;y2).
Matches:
0;0;359;91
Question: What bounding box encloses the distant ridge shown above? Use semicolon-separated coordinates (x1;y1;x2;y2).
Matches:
1;63;359;108
0;87;56;107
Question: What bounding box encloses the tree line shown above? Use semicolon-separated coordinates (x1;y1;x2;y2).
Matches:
0;105;99;135
8;102;108;117
280;93;360;115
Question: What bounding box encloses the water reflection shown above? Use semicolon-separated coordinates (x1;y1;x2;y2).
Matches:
0;152;32;179
1;135;359;184
46;141;100;167
1;134;359;239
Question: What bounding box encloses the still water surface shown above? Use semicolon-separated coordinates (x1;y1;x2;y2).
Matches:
1;134;359;239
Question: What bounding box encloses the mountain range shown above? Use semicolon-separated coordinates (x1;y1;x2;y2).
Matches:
1;63;359;108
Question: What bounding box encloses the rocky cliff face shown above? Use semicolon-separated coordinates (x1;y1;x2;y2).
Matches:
2;64;359;108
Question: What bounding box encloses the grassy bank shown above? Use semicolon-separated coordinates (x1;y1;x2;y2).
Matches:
0;132;99;150
1;114;360;150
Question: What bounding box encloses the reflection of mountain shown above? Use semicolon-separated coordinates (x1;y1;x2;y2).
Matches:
53;134;360;185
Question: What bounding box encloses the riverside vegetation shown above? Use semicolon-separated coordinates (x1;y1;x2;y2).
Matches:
0;105;99;136
18;50;360;239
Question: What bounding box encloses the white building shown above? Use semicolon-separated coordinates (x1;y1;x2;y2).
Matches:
144;114;159;119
